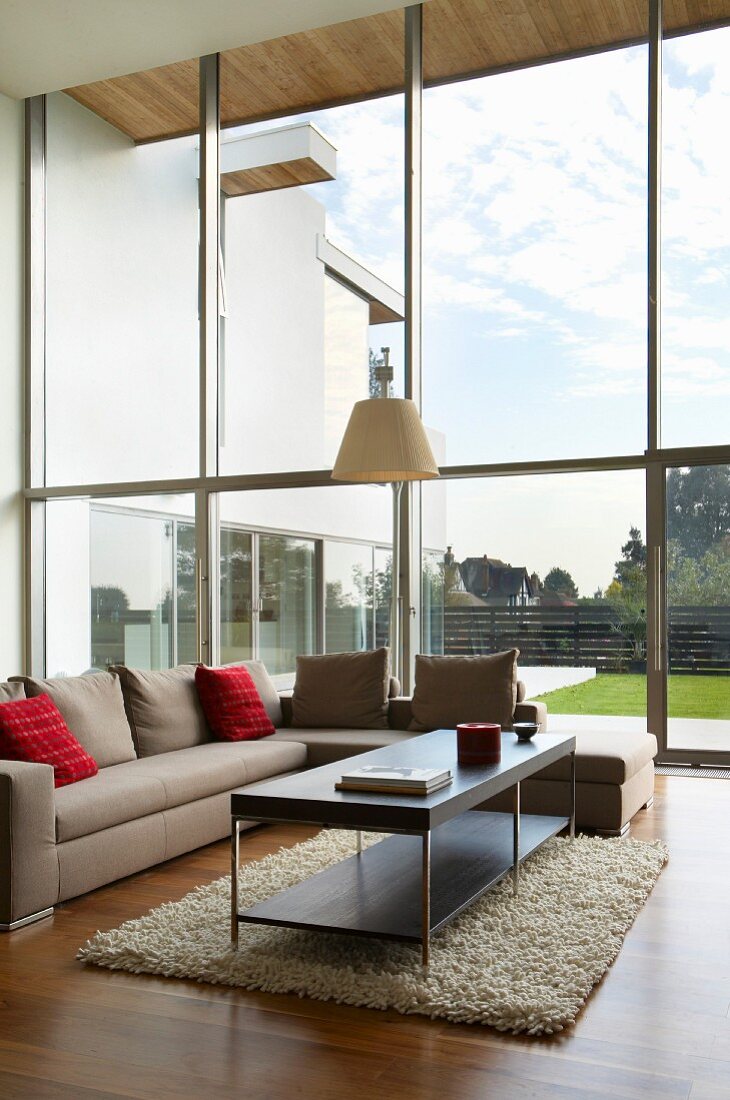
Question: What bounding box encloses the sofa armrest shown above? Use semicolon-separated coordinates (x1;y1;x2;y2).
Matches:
514;700;548;729
0;761;59;928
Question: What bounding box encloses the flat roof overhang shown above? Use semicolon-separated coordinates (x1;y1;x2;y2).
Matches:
63;0;730;144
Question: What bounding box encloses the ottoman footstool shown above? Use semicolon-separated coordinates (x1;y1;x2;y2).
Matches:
480;729;657;835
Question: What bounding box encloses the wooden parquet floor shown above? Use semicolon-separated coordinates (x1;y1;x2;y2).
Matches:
1;775;729;1099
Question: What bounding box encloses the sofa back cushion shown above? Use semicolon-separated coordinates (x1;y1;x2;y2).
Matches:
12;672;136;767
0;682;24;703
224;660;283;728
409;651;519;733
112;665;211;757
0;694;99;787
292;648;390;730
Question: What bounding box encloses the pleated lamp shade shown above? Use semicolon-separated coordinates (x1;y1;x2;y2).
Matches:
331;398;439;482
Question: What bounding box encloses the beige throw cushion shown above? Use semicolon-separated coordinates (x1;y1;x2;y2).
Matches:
112;665;210;757
292;648;390;730
409;651;519;732
0;682;24;704
13;671;136;767
224;660;283;728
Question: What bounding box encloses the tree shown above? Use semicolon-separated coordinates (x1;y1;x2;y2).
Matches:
667;538;730;606
606;525;648;666
667;466;730;559
615;526;646;585
91;585;129;621
542;567;578;599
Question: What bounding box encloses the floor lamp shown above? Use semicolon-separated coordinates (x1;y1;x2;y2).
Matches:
331;388;439;684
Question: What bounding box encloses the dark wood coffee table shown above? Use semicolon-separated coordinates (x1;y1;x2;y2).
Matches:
230;729;576;965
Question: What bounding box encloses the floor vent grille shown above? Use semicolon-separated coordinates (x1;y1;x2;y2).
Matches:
655;764;730;779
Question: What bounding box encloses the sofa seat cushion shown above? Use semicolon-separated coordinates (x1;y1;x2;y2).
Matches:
270;728;417;768
54;739;307;842
54;765;167;842
533;730;658;785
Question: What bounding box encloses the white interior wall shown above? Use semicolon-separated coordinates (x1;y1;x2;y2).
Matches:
45;501;91;677
0;92;24;680
45;92;199;484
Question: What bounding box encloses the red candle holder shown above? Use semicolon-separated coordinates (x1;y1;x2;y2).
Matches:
457;722;502;765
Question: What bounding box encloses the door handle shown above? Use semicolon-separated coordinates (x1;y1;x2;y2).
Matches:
653;545;662;673
196;559;208;656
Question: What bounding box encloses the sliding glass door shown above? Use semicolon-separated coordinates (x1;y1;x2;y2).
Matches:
664;464;730;755
219;526;317;678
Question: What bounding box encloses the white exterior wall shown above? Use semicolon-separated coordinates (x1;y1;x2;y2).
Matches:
221;186;328;473
0;93;24;680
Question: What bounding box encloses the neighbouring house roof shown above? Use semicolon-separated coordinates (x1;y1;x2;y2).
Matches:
537;589;578;608
459;556;534;602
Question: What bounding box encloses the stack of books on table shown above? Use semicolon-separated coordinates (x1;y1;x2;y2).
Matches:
335;765;453;796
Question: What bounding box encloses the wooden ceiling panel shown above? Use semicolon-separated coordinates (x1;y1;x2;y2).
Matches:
64;0;730;144
220;11;405;128
65;58;199;141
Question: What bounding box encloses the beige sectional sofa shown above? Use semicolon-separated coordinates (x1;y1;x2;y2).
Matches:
0;663;656;931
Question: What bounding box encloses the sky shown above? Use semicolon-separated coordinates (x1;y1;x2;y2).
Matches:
281;27;729;596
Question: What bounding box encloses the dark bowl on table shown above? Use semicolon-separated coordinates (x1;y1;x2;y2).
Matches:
513;721;541;742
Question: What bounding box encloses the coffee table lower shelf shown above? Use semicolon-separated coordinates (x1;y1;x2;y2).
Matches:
234;810;567;956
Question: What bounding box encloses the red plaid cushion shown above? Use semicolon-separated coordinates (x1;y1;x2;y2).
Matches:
195;664;275;742
0;693;99;787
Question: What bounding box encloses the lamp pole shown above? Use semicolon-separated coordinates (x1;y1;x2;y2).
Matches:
374;348;404;681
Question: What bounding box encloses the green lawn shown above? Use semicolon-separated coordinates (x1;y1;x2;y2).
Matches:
532;674;730;719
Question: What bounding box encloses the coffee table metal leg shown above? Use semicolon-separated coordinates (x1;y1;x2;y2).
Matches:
570;751;576;840
356;829;362;855
231;818;241;948
513;782;520;897
421;831;431;967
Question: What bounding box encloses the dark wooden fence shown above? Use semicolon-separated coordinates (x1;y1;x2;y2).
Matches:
432;605;730;675
667;606;730;675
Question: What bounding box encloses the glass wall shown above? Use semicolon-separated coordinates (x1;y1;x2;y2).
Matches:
259;534;317;675
218;485;391;677
44;91;199;485
421;42;648;466
325;541;374;653
45;495;195;677
666;464;730;751
422;548;445;656
661;27;730;448
422;471;647;727
220;528;254;666
28;15;730;760
218;52;405;475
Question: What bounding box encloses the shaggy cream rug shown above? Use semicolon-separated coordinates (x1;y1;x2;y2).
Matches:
78;829;667;1035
